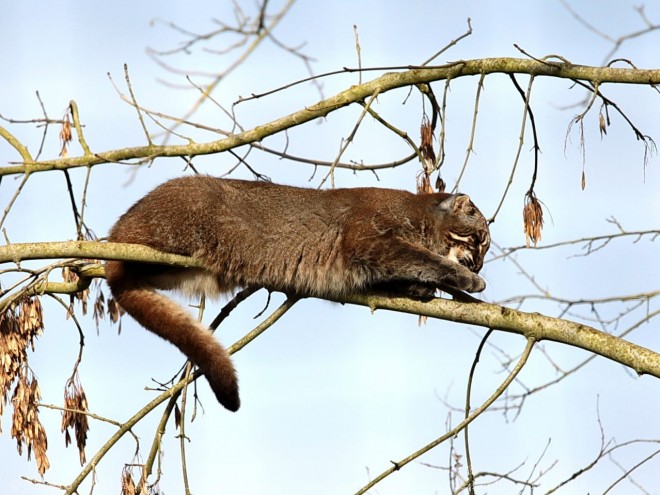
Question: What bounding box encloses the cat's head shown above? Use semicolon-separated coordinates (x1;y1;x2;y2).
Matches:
438;194;490;273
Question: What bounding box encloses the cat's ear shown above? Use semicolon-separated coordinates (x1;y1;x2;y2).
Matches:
437;194;472;213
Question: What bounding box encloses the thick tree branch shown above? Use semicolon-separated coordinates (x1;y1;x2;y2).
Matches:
333;293;660;378
2;240;659;380
0;241;203;268
2;58;659;177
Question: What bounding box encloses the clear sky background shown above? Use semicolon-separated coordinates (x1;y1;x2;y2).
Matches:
1;1;659;494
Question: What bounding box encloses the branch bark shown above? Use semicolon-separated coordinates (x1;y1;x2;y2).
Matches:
2;240;659;379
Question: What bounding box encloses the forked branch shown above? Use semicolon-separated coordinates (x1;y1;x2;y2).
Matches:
2;58;659;177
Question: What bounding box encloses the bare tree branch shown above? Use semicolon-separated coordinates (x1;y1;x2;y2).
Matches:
2;240;659;380
2;58;659;177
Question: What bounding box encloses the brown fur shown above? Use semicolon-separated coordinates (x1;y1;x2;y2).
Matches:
106;176;491;411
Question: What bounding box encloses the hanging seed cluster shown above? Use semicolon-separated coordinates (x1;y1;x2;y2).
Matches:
63;266;89;318
523;191;544;247
59;110;72;158
11;370;50;475
417;117;438;194
121;465;153;495
0;295;50;476
62;374;89;466
1;296;44;417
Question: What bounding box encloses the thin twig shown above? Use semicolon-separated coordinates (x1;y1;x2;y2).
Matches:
124;64;153;146
453;72;486;193
464;329;494;494
353;337;536;495
489;228;659;261
320;89;380;188
421;18;473;66
488;75;536;224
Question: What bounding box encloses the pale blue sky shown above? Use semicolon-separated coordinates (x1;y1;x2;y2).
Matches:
1;1;659;494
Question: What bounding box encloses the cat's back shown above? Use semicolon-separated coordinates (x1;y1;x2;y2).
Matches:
109;176;435;255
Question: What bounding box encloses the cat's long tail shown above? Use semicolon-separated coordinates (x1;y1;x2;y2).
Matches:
105;261;240;412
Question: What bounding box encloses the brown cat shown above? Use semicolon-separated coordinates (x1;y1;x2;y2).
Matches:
105;176;490;412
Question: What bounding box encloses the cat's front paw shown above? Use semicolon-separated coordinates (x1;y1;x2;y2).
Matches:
467;273;486;293
443;265;486;293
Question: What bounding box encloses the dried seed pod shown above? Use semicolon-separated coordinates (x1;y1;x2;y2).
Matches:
420;117;436;172
10;370;50;475
1;296;45;420
93;291;106;329
435;175;446;193
62;373;89;465
417;116;438;194
107;296;124;325
59;111;73;158
523;192;544;247
598;111;607;137
416;172;433;194
121;467;136;495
